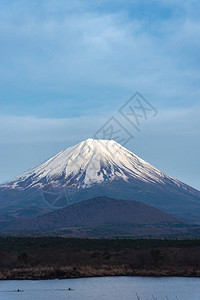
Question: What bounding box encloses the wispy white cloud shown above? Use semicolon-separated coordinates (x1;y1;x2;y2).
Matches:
0;0;200;110
0;115;101;144
0;104;199;143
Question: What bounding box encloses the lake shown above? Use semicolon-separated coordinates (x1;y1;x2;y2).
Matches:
0;276;199;300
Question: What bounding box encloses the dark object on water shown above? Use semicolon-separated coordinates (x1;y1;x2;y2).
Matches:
68;288;71;291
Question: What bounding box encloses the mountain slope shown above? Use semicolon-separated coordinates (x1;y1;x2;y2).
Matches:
0;139;200;223
3;196;187;238
2;138;191;190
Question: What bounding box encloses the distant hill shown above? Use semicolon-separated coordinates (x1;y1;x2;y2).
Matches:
3;196;199;238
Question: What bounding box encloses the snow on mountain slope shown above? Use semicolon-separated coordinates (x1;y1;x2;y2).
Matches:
3;138;181;190
1;138;200;224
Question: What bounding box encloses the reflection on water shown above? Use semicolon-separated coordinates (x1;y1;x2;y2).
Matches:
0;276;199;300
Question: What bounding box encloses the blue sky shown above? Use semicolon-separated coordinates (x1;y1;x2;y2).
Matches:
0;0;200;189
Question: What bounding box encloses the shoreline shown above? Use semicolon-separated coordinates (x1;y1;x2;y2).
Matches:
1;266;200;280
1;237;200;281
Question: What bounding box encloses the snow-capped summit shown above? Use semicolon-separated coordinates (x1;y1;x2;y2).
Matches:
5;138;177;190
1;138;200;223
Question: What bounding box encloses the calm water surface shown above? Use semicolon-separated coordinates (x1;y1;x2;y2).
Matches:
0;276;199;300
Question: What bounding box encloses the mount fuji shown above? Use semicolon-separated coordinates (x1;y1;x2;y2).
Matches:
0;138;200;224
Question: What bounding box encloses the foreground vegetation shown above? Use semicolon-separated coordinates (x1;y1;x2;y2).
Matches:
0;237;200;279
